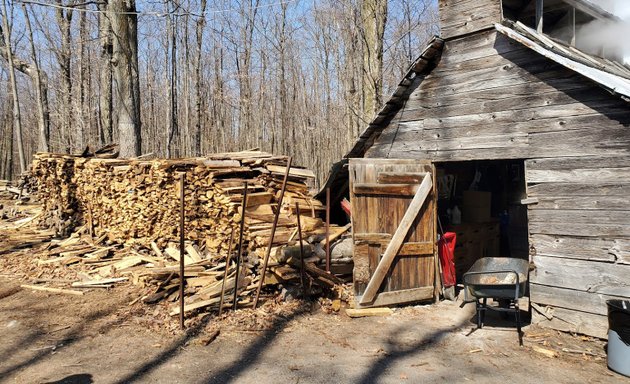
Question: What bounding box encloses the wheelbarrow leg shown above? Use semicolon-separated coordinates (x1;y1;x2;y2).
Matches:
476;299;486;329
515;301;523;346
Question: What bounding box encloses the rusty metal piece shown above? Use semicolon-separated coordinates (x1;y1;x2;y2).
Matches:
218;227;235;316
178;173;185;330
253;156;293;309
233;181;248;311
325;187;331;273
295;203;306;295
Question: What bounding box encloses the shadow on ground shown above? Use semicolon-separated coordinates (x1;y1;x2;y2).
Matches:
0;291;125;381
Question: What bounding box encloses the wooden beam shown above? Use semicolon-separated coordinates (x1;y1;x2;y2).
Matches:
354;232;392;244
353;183;419;196
359;174;433;305
345;308;393;318
21;284;84;296
377;172;427;184
399;242;434;256
356;286;434;308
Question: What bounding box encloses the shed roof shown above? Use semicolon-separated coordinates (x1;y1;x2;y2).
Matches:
497;21;630;97
318;18;630;200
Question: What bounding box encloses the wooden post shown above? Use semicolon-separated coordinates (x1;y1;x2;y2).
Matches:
295;203;306;295
253;157;292;308
325;187;331;273
218;227;235;316
178;173;185;330
233;181;248;311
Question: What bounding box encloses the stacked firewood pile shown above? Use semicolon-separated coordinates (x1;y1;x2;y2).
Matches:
26;150;353;314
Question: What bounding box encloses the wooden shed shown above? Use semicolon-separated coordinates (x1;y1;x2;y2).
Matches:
324;0;630;338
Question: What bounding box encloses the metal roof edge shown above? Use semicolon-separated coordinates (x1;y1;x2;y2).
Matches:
495;22;630;100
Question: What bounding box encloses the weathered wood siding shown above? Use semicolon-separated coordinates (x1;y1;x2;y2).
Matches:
439;0;502;39
526;157;630;338
365;30;630;338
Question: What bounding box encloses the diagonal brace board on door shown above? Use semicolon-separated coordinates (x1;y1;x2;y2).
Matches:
358;173;433;305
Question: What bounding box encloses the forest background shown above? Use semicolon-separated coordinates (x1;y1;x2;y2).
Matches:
0;0;438;185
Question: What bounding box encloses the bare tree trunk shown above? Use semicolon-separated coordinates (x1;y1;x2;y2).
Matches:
22;4;50;152
360;0;387;120
55;0;73;153
193;0;206;156
165;0;178;158
110;0;141;157
77;6;88;149
1;81;14;179
1;0;26;174
98;0;113;145
237;0;260;148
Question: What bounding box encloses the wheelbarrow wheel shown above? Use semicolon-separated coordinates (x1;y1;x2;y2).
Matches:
443;286;455;301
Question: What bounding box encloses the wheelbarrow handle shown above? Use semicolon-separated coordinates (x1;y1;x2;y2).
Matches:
462;270;521;302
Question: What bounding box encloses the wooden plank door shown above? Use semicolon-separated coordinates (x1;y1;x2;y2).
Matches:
350;158;438;308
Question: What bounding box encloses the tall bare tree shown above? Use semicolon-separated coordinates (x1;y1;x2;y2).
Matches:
193;0;207;156
360;0;387;120
54;0;73;152
98;0;113;145
1;0;26;173
21;5;50;152
110;0;141;157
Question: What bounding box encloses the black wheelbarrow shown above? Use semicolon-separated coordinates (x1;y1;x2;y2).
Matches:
463;257;529;345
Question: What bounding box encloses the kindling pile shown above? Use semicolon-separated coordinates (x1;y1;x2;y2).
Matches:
27;150;352;314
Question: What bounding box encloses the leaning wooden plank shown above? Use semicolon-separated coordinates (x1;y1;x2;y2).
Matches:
185;244;203;263
150;242;164;258
21;284;84;296
532;305;608;339
72;277;128;287
346;308;393;318
266;164;316;178
359;174;432;305
319;223;352;246
165;247;195;265
169;296;221;316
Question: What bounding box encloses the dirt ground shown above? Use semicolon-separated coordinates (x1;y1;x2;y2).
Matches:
1;194;627;384
0;275;626;384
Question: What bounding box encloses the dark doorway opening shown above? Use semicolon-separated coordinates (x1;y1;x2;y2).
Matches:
435;159;529;282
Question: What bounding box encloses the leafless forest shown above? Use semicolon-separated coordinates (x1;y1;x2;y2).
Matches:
0;0;437;185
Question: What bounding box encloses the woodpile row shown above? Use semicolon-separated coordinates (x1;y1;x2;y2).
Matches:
27;151;353;314
31;150;321;247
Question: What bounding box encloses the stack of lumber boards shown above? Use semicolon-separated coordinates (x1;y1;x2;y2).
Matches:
26;150;353;315
21;224;347;316
30;150;319;248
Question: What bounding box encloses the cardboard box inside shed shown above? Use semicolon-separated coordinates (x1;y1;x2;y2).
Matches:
463;191;491;223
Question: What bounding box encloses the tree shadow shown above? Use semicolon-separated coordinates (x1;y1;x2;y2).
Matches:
41;373;94;384
112;313;214;384
110;302;311;384
354;315;471;384
0;299;125;379
202;304;311;384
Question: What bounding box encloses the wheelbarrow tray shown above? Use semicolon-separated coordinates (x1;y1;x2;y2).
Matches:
464;257;529;300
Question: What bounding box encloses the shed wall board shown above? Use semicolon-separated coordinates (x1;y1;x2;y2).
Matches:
439;0;502;39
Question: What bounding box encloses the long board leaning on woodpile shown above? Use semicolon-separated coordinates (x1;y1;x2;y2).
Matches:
27;150;353;315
